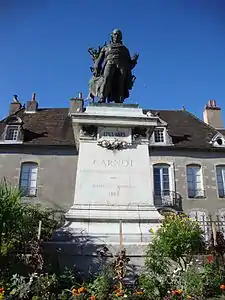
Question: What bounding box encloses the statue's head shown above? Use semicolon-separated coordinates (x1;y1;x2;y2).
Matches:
111;29;123;43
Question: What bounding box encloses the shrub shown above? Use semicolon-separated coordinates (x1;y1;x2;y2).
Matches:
0;180;64;278
88;267;113;300
146;214;203;271
0;180;25;256
142;214;203;299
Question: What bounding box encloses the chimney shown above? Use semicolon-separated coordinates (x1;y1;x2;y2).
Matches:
25;93;38;113
9;95;22;115
203;100;224;129
69;92;84;114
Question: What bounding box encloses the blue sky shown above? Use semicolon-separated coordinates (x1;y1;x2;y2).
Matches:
0;0;225;122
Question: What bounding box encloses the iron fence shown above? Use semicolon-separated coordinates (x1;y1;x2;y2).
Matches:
190;213;225;244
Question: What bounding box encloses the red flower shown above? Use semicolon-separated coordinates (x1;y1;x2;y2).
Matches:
172;290;176;295
172;289;183;296
207;255;213;264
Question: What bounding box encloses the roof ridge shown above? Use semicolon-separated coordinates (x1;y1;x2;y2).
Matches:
184;110;218;133
143;108;185;112
38;107;68;110
0;107;25;122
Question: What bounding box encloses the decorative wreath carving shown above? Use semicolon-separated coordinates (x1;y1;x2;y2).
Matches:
97;139;130;150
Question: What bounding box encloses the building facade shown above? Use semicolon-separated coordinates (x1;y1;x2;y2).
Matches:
1;95;225;222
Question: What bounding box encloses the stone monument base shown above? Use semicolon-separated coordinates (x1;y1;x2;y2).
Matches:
48;103;163;273
49;205;162;273
65;204;162;244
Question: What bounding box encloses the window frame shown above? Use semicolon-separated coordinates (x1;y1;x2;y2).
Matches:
4;125;20;142
19;162;38;197
152;163;176;207
150;127;173;146
154;128;165;143
186;164;205;199
210;133;225;148
216;165;225;198
1;116;23;144
153;164;170;195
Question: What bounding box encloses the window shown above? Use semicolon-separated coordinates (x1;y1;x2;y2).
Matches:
216;166;225;198
19;162;38;196
150;127;173;146
153;164;170;201
186;164;205;198
210;134;225;148
5;125;19;141
154;128;165;143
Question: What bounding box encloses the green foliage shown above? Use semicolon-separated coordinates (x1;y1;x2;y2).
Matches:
178;265;204;298
202;262;225;298
0;180;64;278
0;263;224;299
142;214;204;299
6;273;35;299
3;273;58;300
30;273;58;300
166;261;225;300
0;179;64;248
139;272;171;300
146;215;203;271
0;180;63;257
0;180;25;255
57;268;78;291
20;204;64;246
138;273;163;299
1;183;225;300
88;266;114;300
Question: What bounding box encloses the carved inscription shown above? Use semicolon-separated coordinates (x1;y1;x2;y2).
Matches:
92;182;135;198
75;141;151;206
98;127;132;143
92;159;133;168
103;131;126;137
88;159;135;200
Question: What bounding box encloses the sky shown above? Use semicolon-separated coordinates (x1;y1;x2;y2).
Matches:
0;0;225;122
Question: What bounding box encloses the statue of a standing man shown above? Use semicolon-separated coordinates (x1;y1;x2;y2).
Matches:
89;29;139;103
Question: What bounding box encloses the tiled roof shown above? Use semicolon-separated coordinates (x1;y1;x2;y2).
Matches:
147;109;218;149
218;129;225;136
0;108;75;146
0;106;224;150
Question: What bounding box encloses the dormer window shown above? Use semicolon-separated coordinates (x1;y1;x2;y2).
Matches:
5;125;19;141
154;128;165;143
210;133;225;148
0;115;23;144
150;127;173;146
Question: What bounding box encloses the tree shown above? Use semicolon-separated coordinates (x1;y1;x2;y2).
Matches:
146;214;203;271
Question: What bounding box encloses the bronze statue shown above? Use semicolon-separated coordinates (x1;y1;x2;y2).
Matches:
88;29;139;103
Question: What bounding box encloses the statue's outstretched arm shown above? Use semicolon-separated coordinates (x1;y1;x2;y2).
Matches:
93;48;105;76
131;52;139;70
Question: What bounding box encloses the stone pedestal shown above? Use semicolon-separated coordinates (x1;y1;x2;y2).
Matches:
51;103;163;271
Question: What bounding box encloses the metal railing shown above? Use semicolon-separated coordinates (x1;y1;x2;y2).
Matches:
188;189;206;199
154;190;182;210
